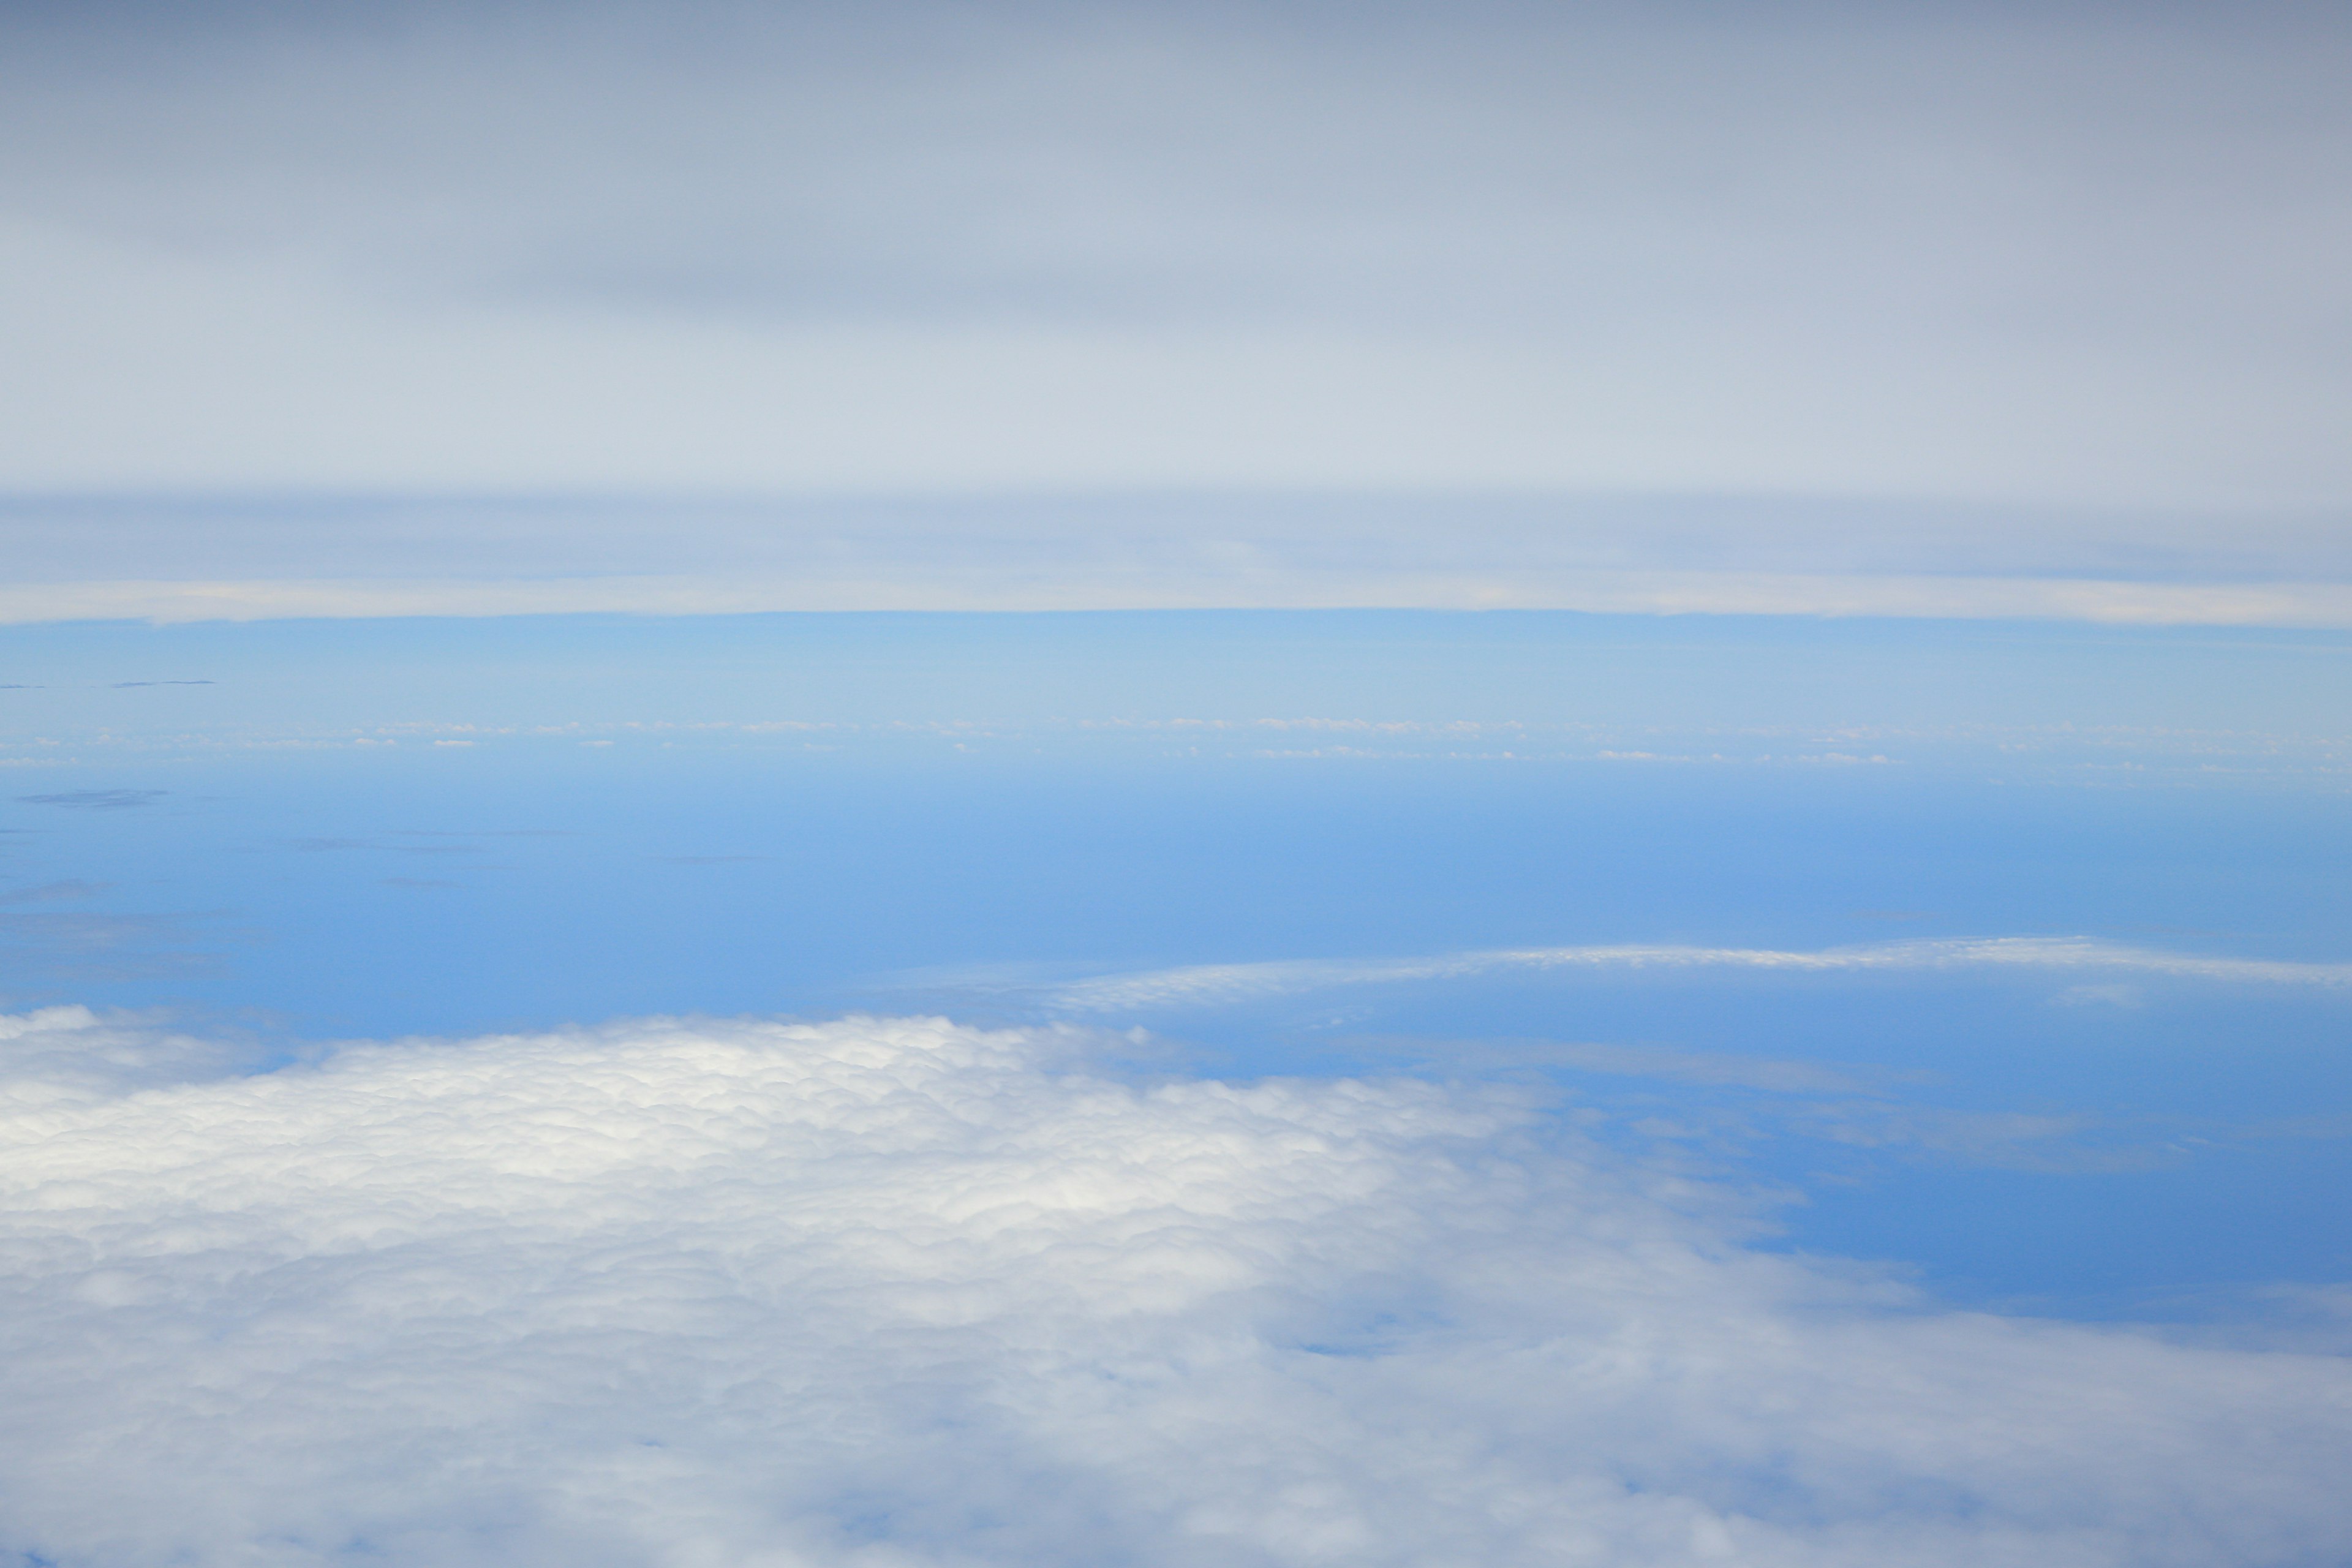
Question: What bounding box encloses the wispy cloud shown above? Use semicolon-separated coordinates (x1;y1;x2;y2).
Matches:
1336;1035;1895;1096
0;880;106;905
14;788;165;810
1028;937;2352;1013
0;910;223;985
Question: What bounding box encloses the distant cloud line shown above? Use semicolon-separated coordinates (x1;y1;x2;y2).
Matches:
1041;937;2352;1012
4;570;2352;627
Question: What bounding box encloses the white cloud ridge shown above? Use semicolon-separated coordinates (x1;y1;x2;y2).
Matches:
1036;936;2352;1013
1;1006;2347;1566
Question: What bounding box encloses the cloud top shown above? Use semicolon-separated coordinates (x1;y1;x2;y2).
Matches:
1;1006;2347;1565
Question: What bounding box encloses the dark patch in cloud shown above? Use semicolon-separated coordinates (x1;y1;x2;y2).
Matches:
0;684;39;690
392;829;578;838
0;910;178;951
0;880;108;905
0;907;226;984
0;948;222;984
1340;1034;1901;1096
290;832;568;854
15;789;165;810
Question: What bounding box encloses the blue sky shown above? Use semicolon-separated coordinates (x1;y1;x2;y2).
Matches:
6;610;2350;1319
4;4;2351;1564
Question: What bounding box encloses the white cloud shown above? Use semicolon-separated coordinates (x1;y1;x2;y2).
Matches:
1;1006;2346;1566
1033;937;2352;1013
5;568;2352;628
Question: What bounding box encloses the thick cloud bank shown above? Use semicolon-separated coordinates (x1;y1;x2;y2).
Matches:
1;1008;2347;1566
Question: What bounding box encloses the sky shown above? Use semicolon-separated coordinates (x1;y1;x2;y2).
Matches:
4;4;2352;1566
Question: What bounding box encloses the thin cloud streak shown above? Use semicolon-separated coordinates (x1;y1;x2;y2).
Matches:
13;789;165;810
4;570;2351;628
1039;937;2352;1012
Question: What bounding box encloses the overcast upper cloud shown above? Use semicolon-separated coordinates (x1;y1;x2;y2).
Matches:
2;0;2349;507
2;1006;2348;1566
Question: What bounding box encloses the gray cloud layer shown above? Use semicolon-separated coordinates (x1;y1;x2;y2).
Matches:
6;491;2351;625
2;1006;2348;1565
2;1;2348;508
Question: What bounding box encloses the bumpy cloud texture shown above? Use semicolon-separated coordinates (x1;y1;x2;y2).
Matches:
2;1007;2347;1566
